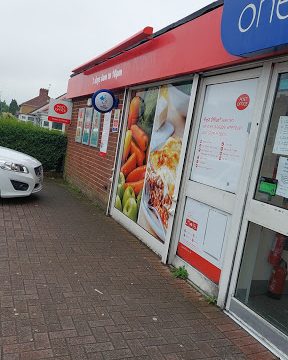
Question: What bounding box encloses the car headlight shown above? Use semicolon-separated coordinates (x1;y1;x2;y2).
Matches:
0;162;29;174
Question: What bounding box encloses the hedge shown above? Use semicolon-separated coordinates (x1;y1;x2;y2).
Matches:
0;117;67;172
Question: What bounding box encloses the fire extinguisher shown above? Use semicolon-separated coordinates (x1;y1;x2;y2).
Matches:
268;233;286;266
267;259;287;299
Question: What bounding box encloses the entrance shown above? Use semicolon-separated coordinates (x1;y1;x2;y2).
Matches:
168;67;271;298
228;63;288;359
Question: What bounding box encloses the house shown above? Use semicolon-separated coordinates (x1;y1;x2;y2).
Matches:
30;93;67;132
18;89;66;132
19;88;50;115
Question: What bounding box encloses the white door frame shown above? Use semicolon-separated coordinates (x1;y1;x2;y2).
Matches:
226;61;288;360
168;64;273;301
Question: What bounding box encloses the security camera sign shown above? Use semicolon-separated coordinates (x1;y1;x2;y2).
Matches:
48;99;72;124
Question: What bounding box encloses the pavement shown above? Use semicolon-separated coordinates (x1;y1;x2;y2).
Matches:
0;179;279;360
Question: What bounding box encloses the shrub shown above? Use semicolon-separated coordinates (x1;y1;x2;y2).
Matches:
0;116;67;172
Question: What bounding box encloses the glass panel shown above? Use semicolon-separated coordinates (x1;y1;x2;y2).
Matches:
114;81;192;243
255;73;288;209
52;122;63;130
191;78;258;193
235;223;288;337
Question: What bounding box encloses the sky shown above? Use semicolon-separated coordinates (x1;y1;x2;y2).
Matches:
0;0;215;105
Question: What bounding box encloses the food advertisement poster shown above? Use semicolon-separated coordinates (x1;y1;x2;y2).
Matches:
75;108;85;143
90;110;101;147
115;82;192;243
82;107;93;145
191;79;258;193
99;111;112;157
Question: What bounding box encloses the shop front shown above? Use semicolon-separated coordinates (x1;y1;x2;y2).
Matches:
65;1;288;358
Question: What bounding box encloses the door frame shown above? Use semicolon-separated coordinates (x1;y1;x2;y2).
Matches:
168;64;273;302
226;61;288;359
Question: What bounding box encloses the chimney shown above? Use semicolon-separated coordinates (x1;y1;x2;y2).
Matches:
39;88;49;98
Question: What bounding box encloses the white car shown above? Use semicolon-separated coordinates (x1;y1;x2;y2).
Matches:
0;146;43;198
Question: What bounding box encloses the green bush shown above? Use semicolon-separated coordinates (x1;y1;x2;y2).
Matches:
0;116;67;172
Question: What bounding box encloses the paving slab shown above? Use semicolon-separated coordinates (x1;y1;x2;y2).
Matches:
0;179;279;360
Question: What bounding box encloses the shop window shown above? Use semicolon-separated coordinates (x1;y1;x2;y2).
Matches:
235;223;288;337
255;73;288;209
114;81;192;243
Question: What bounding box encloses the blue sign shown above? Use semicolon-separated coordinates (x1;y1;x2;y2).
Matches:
92;89;117;113
222;0;288;57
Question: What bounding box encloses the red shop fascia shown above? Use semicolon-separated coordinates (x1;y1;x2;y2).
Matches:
64;0;282;207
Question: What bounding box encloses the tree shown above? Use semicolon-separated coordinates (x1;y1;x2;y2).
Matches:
0;100;9;114
9;99;19;115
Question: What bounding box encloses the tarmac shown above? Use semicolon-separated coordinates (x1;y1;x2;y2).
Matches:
0;179;279;360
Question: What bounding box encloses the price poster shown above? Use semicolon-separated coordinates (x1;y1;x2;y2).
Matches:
191;79;258;193
90;110;101;148
82;107;93;145
75;108;85;143
112;109;121;133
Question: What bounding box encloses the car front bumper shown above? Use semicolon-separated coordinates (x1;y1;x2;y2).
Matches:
0;165;43;198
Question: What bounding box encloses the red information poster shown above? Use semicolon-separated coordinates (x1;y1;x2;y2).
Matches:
191;79;258;193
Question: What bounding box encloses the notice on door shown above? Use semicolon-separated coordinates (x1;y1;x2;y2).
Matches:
273;116;288;156
276;156;288;198
191;79;258;193
178;198;229;283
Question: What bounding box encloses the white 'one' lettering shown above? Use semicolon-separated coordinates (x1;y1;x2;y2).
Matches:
239;4;257;32
277;0;288;19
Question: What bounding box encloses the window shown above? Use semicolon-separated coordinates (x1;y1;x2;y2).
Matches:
255;73;288;209
52;122;63;131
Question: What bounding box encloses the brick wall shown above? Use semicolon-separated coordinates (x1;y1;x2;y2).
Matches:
64;90;125;208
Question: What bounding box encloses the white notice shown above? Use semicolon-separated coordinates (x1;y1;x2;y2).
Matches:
179;198;209;251
100;111;112;156
191;79;258;193
273;116;288;156
276;156;288;198
179;198;229;268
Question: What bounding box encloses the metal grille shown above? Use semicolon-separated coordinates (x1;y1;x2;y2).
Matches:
34;165;43;177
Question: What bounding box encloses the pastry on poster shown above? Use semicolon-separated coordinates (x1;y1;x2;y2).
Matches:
114;88;159;221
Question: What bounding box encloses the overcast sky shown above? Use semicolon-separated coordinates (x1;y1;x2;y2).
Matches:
0;0;214;105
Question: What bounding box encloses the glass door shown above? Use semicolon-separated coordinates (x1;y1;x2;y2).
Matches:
168;67;271;298
228;63;288;358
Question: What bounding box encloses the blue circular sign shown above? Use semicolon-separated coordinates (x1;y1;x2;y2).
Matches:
92;89;116;113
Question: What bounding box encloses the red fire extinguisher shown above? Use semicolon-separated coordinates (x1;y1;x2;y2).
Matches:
267;259;287;299
268;233;286;266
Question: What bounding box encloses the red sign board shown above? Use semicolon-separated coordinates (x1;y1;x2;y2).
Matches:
48;99;72;124
67;7;243;99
